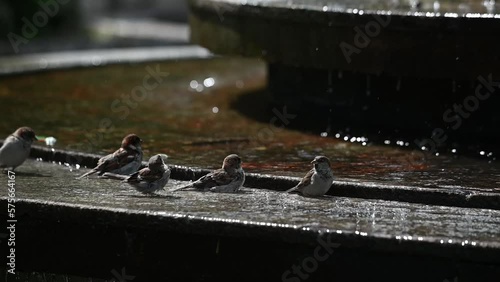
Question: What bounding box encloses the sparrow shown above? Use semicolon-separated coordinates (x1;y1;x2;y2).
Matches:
170;154;245;193
103;154;170;194
78;134;143;178
0;127;38;171
286;156;334;197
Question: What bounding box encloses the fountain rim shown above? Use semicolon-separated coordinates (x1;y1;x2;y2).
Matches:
189;0;500;21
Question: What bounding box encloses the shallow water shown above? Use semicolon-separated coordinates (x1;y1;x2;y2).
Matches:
0;58;499;191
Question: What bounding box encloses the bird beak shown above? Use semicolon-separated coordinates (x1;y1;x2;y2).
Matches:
311;160;317;164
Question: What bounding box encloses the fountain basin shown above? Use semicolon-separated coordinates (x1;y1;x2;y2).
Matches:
188;0;500;153
0;158;499;281
188;0;500;79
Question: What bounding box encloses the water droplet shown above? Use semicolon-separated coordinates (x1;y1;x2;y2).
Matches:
212;107;219;114
39;58;48;69
92;56;102;66
189;80;199;89
480;151;486;156
320;132;328;137
451;148;457;153
433;1;440;11
366;75;371;96
203;77;215;88
384;140;391;145
322;5;328;11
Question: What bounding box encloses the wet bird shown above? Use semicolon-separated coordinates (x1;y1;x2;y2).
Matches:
170;154;245;193
286;156;334;197
103;154;170;194
78;134;143;178
0;127;38;171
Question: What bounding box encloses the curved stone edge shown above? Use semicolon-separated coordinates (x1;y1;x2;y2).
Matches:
3;198;499;263
27;144;500;211
188;0;500;79
0;46;212;76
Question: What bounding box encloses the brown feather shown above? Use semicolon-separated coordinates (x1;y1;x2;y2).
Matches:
286;169;314;193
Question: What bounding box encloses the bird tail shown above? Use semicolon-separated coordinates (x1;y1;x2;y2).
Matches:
101;172;129;181
285;186;299;193
169;184;192;192
77;169;97;179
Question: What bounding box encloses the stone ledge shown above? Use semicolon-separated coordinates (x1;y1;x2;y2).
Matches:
28;144;500;210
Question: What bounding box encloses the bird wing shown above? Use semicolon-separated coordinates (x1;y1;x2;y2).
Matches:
170;168;233;192
286;169;314;193
94;148;138;174
193;169;233;189
127;167;162;184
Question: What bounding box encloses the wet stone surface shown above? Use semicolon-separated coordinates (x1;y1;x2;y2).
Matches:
4;159;500;254
1;159;500;281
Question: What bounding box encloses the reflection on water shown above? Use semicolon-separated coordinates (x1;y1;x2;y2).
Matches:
0;58;499;190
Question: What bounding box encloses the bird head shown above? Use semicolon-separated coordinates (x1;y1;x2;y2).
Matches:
121;134;142;150
148;154;168;170
311;156;331;170
222;154;242;171
14;127;37;143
